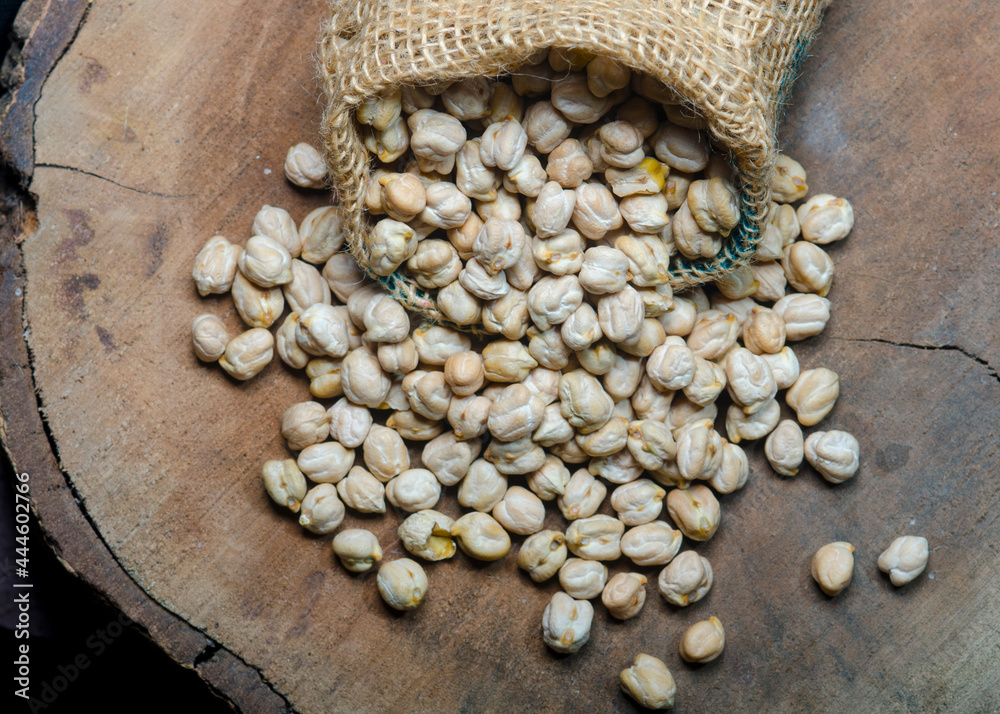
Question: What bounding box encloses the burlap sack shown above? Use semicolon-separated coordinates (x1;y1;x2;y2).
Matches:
319;0;831;326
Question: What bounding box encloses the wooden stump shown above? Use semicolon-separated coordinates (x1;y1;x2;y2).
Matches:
1;1;998;712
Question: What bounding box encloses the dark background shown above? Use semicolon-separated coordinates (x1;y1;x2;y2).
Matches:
1;1;236;711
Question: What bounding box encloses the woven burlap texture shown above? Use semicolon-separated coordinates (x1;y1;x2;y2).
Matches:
319;0;831;326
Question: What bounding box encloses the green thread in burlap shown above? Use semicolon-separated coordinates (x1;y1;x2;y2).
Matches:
318;0;831;327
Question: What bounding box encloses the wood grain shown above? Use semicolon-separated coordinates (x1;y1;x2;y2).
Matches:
3;0;999;712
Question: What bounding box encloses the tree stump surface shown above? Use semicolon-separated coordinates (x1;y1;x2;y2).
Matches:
2;1;998;712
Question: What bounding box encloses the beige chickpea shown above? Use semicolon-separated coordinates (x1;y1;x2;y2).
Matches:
679;617;726;663
620;654;676;711
492;485;546;535
783;241;834;296
683;358;726;407
527;275;584;331
448;395;492;441
533;403;575;447
421;432;480;486
398;510;457;562
542;591;594;654
487;440;546;476
262;459;307;512
606;158;668;198
374;339;417;376
472;217;525;275
687;177;740;236
566;514;625;560
663;171;693;211
652;124;709;173
407;108;466;162
561;303;603;351
280;401;330;451
666;485;721;541
658;550;713;606
296;441;354;484
386;410;444;441
191;314;230;363
602;572;648;620
709;442;750;495
797;194;853;245
557;559;607;600
674;420;725;480
400;85;434;114
878;536;930;586
377;558;428;611
742;306;787;355
786;367;840;426
284;143;327;188
750;261;787;303
504;152;547;197
772;293;832;341
761;338;801;389
523;100;573;154
385;469;442;512
811;542;855;596
218;327;273;380
482;288;530;340
686;311;740;360
298;207;345;265
456;139;500;201
711;294;755;327
356;88;402;131
295;303;349;358
579;246;629;295
551;72;615;124
666;394;717;433
658;295;697;336
621;521;683;568
488;384;545;441
726;399;780;444
559;370;615;434
407;240;462;289
231;271;284;329
599;354;642;404
400;370;453;421
303;357;342;399
378;173;426;223
556;468;607;520
726;347;777;414
529;181;576;238
451;511;511;561
436;281;482;326
322;253;370;303
326;400;371;450
480;119;528;171
296;483;345;534
283;259;331;315
447;213;484;261
439;351;482;397
713;264;758;301
440;76;492;120
421;181;473;229
532;229;585;276
572;182;623;240
771;154;808;203
517;530;568;582
585;55;630;97
511;59;554;97
252;204;302;258
192;236;241;296
457;459;508;512
611;479;666;526
341;348;391;408
332;529;383;573
411;325;471;366
597;121;644;170
361;295;409;345
647;336;697;390
363;424;409;482
597;285;645;343
804;430;860;483
526;455;570;501
336;466;386;514
480;339;536;382
631;374;675;421
764;419;805;476
523;366;562;404
626;420;676;472
486;82;525;124
575;416;628;457
619;192;671;238
368;218;417;276
672;200;722;259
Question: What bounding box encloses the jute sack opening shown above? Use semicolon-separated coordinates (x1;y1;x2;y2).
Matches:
319;0;831;327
